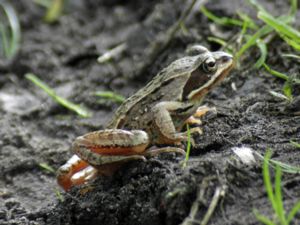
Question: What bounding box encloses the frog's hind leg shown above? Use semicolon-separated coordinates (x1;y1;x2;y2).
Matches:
72;129;150;156
57;154;95;191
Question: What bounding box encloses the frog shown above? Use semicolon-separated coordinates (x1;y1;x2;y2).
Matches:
57;45;234;191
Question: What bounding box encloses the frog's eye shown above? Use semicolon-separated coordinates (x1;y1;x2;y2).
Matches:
202;58;217;73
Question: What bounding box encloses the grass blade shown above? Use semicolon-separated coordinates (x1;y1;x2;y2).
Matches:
200;6;246;28
182;124;191;168
39;163;56;174
269;91;290;101
263;151;277;214
254;39;267;68
282;80;293;101
274;165;287;225
287;201;300;223
0;23;9;56
282;54;300;60
44;0;65;23
255;152;300;174
55;189;64;202
282;35;300;51
0;1;21;59
97;43;127;64
207;36;227;47
254;210;275;225
33;0;52;8
237;11;258;30
258;11;300;43
26;73;91;118
247;0;266;13
263;63;289;81
290;140;300;148
94;91;125;104
236;25;272;59
289;0;297;17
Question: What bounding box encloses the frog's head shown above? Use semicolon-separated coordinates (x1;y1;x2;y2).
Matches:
182;45;234;101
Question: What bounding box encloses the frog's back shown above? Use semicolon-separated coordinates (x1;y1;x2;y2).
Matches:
106;56;198;129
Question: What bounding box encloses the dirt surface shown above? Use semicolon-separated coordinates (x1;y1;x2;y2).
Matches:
0;0;299;225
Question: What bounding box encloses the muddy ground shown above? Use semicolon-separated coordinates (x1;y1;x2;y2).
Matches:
0;0;299;224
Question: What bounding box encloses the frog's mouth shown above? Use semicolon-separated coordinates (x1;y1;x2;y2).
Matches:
187;58;234;101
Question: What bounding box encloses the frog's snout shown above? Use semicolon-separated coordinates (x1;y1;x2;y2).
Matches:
220;54;233;64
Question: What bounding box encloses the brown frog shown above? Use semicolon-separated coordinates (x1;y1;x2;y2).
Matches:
57;45;234;190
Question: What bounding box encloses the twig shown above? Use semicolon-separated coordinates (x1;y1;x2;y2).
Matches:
97;43;127;64
200;185;226;225
181;177;226;225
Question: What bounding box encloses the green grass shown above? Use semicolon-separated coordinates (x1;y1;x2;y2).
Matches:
55;189;64;202
254;39;267;68
263;64;289;81
201;0;298;62
254;150;300;225
181;124;191;168
201;0;298;103
26;73;91;117
255;151;300;174
263;64;296;102
200;6;246;28
94;91;125;104
0;1;21;59
257;10;300;51
39;163;56;174
290;140;300;149
235;25;272;60
34;0;65;23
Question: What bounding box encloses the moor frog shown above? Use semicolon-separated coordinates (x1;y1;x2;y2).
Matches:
57;45;234;191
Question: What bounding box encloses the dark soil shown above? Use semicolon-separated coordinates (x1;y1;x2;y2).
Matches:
0;0;299;225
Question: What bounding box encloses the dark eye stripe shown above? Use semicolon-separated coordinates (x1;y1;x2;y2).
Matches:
182;67;211;100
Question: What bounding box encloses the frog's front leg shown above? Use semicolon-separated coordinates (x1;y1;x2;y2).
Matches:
153;101;196;145
185;105;217;126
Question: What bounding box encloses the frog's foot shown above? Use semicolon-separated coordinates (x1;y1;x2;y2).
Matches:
185;116;202;125
184;106;216;126
193;105;217;118
57;154;92;191
144;146;186;157
189;127;203;136
57;154;146;191
70;165;98;187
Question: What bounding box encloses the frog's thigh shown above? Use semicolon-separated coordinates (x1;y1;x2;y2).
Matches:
152;101;188;142
75;148;147;167
72;129;150;156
